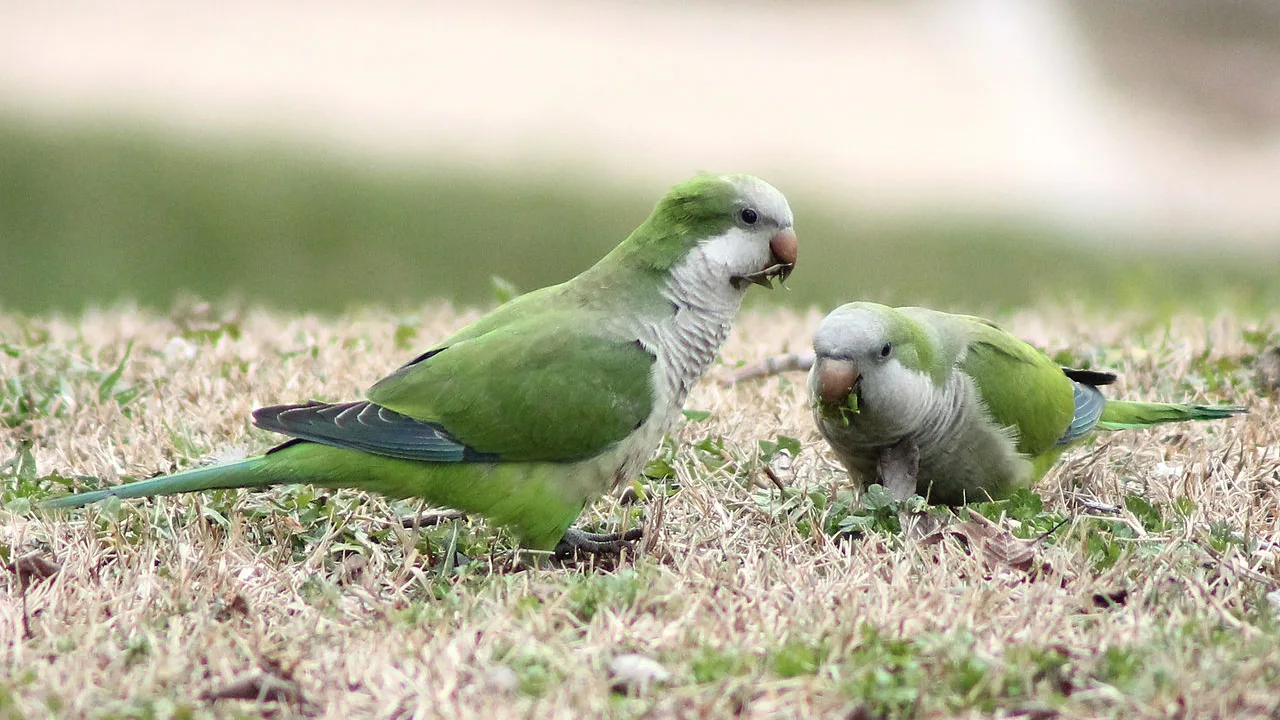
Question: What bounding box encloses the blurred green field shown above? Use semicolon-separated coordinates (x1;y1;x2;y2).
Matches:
2;114;1277;317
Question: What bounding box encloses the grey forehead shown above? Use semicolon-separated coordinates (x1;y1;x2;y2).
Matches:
813;306;886;356
730;175;794;227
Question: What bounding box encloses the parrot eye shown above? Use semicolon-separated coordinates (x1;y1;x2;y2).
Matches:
739;208;759;225
880;343;893;358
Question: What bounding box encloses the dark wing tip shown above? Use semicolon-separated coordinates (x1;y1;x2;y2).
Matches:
253;400;340;433
252;400;483;463
1062;368;1117;386
400;347;446;370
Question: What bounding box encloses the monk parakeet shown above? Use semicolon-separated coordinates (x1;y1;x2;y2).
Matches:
42;173;799;555
805;302;1245;504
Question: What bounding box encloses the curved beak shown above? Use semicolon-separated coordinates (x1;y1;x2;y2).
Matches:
769;228;798;278
816;357;862;412
732;227;798;289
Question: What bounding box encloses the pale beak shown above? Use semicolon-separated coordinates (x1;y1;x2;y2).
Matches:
817;357;861;408
731;227;798;289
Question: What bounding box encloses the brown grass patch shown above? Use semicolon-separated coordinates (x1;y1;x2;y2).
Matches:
2;303;1279;718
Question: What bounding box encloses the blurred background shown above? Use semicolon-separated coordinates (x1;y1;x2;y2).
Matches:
1;0;1278;315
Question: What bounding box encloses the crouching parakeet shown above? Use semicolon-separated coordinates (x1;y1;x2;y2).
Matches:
42;173;798;555
805;302;1245;505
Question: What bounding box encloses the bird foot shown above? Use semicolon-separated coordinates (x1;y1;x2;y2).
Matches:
876;439;921;502
554;527;644;559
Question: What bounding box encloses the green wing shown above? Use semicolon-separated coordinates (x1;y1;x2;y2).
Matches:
958;318;1075;457
366;310;655;462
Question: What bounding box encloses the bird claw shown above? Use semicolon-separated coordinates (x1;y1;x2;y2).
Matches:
554;527;644;559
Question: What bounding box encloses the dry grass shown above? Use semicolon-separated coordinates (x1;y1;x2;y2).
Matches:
2;301;1279;719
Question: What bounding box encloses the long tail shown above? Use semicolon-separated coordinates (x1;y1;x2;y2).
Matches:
1097;401;1247;431
39;456;277;509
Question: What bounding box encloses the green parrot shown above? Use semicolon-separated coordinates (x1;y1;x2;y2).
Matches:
42;173;799;555
805;302;1245;505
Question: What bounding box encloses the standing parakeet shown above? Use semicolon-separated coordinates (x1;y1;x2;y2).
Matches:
805;302;1245;504
42;173;798;555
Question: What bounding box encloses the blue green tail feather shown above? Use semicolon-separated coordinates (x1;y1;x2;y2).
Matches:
39;457;276;509
1097;400;1247;431
36;443;589;550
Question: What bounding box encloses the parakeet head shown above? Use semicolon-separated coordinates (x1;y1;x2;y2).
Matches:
808;303;939;424
619;173;797;292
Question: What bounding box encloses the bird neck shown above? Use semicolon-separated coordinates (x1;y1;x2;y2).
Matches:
646;243;746;415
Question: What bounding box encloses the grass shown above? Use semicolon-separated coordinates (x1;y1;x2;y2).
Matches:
2;301;1279;718
2;113;1280;317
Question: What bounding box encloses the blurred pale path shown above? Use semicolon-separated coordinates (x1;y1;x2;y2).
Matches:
1;0;1278;246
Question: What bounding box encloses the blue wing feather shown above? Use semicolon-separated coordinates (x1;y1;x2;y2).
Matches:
1059;382;1106;445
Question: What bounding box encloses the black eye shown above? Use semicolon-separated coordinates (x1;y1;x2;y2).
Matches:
740;208;758;225
880;343;893;358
